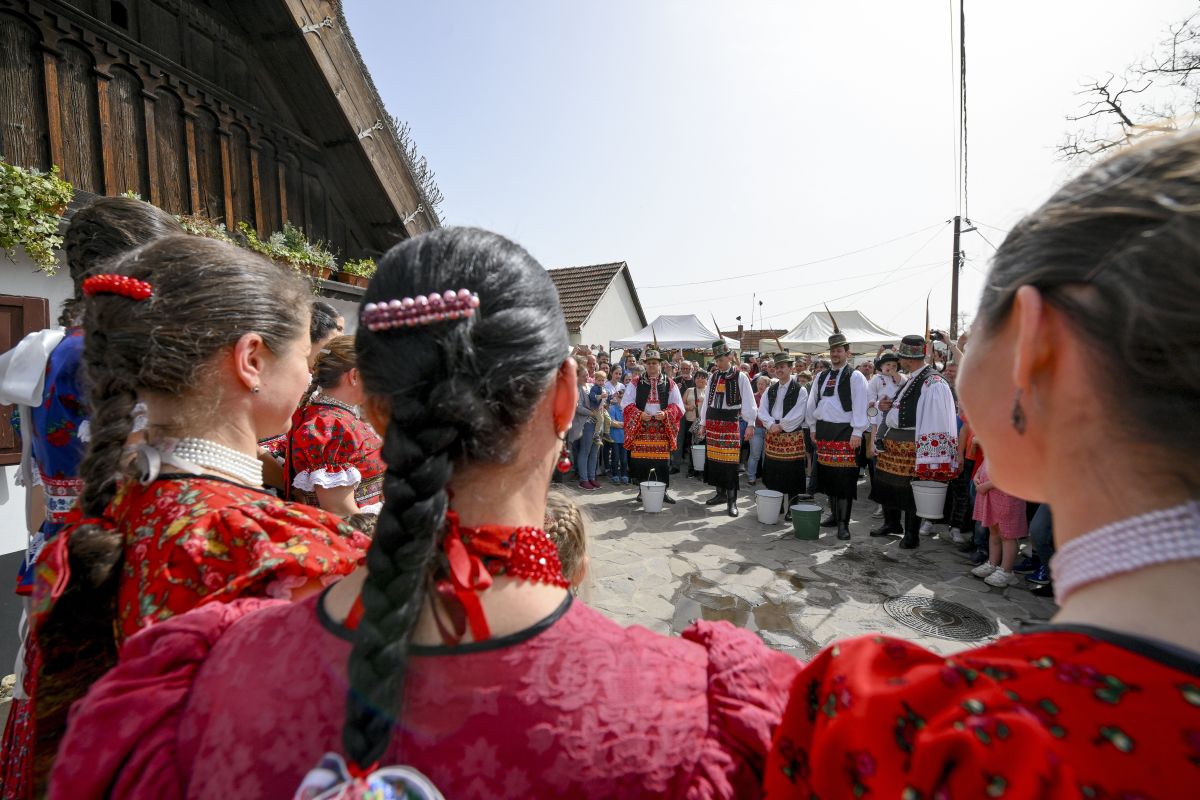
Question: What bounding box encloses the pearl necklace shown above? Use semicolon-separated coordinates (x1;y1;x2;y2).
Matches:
169;437;264;488
1051;499;1200;604
313;394;360;419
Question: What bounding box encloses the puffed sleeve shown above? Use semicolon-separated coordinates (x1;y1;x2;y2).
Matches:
49;599;282;800
290;410;365;493
681;620;803;799
764;636;1076;799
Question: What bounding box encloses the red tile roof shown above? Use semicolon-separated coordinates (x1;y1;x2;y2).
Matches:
547;262;646;333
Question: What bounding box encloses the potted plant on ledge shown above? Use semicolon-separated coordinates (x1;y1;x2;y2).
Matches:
340;258;376;288
0;159;73;275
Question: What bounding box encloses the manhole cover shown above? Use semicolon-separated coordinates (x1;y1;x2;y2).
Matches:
882;595;998;642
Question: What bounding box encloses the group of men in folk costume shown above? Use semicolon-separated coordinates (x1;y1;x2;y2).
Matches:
868;334;959;548
621;345;684;505
615;328;958;535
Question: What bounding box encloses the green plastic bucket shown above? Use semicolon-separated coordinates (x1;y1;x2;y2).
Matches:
791;502;822;540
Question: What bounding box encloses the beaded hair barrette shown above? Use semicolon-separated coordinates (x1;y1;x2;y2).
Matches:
361;288;480;332
82;274;154;301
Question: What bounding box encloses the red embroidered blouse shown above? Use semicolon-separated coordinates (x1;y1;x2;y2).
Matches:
765;629;1200;799
34;476;371;643
288;402;384;510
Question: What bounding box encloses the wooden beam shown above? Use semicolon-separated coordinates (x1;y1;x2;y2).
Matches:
183;110;201;214
41;48;64;171
142;90;161;206
94;67;115;195
249;142;264;233
277;157;288;224
218;127;234;227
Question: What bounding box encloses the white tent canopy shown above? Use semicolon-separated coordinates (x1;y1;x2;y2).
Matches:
779;310;900;354
609;314;740;351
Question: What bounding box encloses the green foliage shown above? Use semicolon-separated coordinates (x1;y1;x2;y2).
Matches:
341;257;376;278
0;160;74;275
237;221;336;273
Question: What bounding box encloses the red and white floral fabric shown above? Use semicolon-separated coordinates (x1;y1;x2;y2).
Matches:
289;402;384;511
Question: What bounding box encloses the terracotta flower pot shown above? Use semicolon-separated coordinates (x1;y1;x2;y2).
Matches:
331;271;354;284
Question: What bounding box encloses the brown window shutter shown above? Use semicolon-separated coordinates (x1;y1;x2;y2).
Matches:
0;295;51;466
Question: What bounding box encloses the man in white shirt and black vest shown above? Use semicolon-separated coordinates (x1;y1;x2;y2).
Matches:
804;320;869;539
870;334;960;548
757;352;809;522
699;340;757;517
620;346;685;505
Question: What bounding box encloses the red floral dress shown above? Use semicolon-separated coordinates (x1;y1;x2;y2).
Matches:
289;401;384;511
37;476;371;641
765;629;1200;799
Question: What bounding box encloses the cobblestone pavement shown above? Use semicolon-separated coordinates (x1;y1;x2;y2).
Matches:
565;471;1057;659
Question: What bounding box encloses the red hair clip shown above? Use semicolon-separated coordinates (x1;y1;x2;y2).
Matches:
82;274;153;301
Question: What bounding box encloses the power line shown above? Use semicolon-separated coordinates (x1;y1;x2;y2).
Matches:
758;222;951;323
642;259;947;313
960;0;969;219
638;221;947;289
759;261;947;325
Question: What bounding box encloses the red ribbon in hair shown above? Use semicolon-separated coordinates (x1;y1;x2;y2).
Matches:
82;273;153;301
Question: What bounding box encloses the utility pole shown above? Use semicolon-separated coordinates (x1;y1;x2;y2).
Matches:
949;215;962;339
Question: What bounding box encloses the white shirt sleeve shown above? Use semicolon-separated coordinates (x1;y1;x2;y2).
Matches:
806;373;821;422
738;372;758;425
915;376;960;473
620;380;636;410
850;369;870;436
667;382;685;418
782;385;808;432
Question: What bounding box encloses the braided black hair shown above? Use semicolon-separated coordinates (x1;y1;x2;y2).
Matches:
343;227;569;767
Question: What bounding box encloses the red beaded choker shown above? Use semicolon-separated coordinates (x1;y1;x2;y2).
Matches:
344;510;569;645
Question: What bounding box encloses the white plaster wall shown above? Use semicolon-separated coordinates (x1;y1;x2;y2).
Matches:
578;275;644;349
0;251;71;556
324;296;361;335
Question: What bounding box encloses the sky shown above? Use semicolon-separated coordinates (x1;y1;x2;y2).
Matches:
344;0;1197;340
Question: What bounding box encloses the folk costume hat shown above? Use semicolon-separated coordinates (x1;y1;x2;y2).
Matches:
771;351;795;366
824;305;849;349
877;350;901;367
643;326;663;362
710;339;732;359
898;334;927;360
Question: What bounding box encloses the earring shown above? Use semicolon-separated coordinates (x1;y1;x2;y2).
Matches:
252;386;261;394
1011;389;1026;435
556;433;573;474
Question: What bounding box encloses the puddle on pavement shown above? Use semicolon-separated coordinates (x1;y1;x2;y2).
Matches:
670;572;818;658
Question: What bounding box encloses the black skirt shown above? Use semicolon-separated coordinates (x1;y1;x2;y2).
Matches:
629;457;670;488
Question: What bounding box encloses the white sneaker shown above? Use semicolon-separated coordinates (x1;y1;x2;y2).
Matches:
971;562;998;578
920;520;934;535
984;568;1018;588
872;505;884;519
949;527;968;544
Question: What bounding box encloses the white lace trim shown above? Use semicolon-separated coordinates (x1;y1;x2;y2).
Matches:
292;465;362;492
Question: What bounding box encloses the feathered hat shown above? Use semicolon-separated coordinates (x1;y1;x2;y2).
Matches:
825;305;848;349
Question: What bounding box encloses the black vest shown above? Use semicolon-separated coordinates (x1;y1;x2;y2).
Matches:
635;375;670;411
817;367;853;413
896;366;933;428
707;368;742;408
766;379;801;418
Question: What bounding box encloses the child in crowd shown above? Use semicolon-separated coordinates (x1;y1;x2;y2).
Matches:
606;387;629;483
970;455;1028;587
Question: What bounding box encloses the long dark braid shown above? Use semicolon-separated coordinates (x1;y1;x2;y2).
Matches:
342;227;569;767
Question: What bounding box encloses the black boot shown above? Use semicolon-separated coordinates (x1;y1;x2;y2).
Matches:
870;507;902;537
836;498;852;540
820;500;837;528
899;511;920;549
663;492;676;505
705;489;727;506
727;488;739;518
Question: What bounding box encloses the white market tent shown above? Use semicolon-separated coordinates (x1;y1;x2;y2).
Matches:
779;310;900;354
609;314;740;352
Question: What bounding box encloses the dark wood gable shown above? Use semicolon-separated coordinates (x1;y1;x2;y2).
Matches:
0;0;432;261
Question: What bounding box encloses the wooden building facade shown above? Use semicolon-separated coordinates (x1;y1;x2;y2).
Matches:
0;0;437;259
